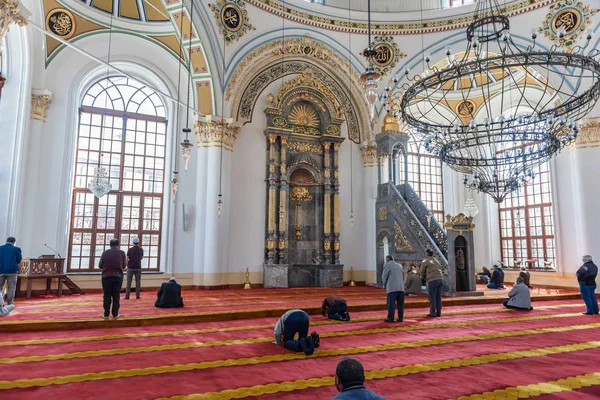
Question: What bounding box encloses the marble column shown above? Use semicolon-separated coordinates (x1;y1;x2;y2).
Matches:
332;142;341;264
278;135;289;264
323;141;332;264
266;134;277;264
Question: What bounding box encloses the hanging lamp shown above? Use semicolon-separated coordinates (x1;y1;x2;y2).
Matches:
180;0;195;172
87;13;114;199
359;0;380;121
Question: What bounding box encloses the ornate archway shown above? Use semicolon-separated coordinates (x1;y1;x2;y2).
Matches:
228;35;371;144
262;69;346;288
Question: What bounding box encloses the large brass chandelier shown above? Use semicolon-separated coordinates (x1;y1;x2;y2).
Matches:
360;0;380;121
388;0;600;203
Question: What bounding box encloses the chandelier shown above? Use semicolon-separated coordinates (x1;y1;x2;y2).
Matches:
88;166;112;199
359;0;380;121
390;0;600;203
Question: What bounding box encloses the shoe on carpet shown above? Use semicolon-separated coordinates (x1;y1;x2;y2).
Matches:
305;336;315;355
310;331;320;348
384;319;394;323
582;312;594;315
102;315;109;319
426;314;436;317
113;315;120;319
124;297;129;300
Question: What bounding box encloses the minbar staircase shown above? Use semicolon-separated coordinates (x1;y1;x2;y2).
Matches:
376;182;449;279
62;276;85;295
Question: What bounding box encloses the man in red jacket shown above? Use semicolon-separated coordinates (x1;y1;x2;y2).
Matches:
99;239;126;319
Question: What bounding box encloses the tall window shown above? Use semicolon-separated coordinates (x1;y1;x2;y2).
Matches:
399;138;445;222
68;77;167;272
499;161;556;270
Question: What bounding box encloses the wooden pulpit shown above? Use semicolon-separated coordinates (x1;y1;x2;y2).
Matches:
17;257;66;299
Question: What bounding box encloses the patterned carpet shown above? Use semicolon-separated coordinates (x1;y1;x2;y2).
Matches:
1;286;599;399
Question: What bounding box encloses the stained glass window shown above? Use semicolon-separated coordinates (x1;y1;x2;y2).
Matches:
68;77;166;272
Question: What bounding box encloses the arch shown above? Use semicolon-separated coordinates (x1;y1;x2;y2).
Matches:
228;36;371;143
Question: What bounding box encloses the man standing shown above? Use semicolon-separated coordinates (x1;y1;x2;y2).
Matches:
321;296;350;321
99;239;126;319
382;255;404;323
273;309;319;355
487;264;505;289
421;249;444;317
577;255;598;315
0;237;22;306
331;358;385;400
125;237;143;300
155;277;184;308
503;277;533;310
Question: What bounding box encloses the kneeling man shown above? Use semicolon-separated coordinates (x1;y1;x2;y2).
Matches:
503;277;533;310
322;296;350;321
155;277;184;308
274;309;320;355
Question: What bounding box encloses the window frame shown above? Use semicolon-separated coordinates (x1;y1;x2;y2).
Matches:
68;78;167;272
498;162;556;271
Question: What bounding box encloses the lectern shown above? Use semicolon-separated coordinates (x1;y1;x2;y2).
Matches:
17;257;66;299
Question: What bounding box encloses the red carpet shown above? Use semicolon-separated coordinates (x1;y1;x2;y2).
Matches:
0;286;598;399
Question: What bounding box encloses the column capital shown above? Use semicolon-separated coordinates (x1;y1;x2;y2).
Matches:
572;117;600;151
0;0;29;45
360;145;378;167
195;115;241;152
31;89;53;122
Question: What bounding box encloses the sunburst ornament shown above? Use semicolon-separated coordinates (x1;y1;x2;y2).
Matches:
289;105;319;128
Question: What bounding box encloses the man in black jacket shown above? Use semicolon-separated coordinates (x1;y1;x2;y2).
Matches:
155;278;184;308
487;264;505;289
577;255;598;315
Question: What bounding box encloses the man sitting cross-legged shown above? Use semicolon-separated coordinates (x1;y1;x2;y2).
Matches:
321;296;350;321
503;277;533;310
273;309;320;356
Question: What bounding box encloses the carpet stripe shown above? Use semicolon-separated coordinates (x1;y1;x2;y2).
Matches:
1;322;599;390
0;303;581;348
452;372;600;399
0;312;587;364
153;342;600;400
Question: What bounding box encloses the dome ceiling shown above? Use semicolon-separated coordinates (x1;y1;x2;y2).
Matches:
302;0;474;13
83;0;170;23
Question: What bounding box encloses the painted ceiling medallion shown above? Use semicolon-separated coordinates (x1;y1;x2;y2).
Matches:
289;104;319;128
46;8;76;39
209;0;255;44
372;36;406;76
540;1;598;49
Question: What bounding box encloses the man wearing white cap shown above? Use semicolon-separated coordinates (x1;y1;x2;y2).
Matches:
125;237;144;300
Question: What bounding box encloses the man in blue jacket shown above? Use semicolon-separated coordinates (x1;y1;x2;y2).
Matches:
331;358;385;399
0;237;22;305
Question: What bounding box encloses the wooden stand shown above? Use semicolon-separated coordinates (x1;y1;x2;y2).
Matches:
16;258;69;299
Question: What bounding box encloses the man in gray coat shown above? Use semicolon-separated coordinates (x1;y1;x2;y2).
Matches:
503;277;533;310
382;255;404;323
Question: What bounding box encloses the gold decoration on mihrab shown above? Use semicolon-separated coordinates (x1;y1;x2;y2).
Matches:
289;105;319;128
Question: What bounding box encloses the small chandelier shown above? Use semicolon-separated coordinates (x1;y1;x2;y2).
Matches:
395;0;599;203
88;165;112;198
360;0;380;121
180;130;193;172
170;171;179;198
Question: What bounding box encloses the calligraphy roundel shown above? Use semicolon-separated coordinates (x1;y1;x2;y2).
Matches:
373;43;394;68
551;8;582;35
46;8;76;40
220;3;244;33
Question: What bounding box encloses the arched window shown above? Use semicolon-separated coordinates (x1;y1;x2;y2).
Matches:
498;161;556;270
399;138;445;222
68;76;167;272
